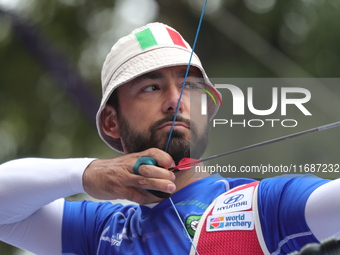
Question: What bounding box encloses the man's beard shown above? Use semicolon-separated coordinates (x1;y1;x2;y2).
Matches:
117;113;209;165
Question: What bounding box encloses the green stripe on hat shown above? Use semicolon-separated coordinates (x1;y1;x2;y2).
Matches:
135;28;157;50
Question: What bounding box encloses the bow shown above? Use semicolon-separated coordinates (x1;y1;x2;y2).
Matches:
169;121;340;171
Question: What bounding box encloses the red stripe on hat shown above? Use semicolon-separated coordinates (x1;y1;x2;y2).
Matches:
166;28;187;48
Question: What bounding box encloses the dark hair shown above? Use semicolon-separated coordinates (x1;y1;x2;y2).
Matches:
106;90;119;110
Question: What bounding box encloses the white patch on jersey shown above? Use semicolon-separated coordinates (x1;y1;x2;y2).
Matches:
206;211;254;232
212;186;254;215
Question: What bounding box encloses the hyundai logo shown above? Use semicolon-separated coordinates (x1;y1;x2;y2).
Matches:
224;194;244;204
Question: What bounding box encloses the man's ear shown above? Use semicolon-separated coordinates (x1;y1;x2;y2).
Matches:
101;105;121;138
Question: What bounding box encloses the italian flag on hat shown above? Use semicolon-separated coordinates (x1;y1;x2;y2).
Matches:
134;26;188;50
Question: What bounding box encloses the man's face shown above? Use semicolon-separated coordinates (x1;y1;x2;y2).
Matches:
114;66;209;164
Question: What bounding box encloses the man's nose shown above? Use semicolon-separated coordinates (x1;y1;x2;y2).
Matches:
162;84;183;114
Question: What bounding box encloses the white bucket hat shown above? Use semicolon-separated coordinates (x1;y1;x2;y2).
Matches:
97;22;221;153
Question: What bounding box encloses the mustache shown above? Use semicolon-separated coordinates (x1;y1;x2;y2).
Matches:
149;115;191;134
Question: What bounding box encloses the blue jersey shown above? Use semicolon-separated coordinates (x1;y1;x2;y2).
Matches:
62;175;329;255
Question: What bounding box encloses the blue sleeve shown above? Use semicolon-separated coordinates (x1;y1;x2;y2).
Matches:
61;200;136;255
226;177;256;189
258;174;330;254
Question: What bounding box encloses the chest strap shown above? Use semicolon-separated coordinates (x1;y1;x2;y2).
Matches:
190;181;269;255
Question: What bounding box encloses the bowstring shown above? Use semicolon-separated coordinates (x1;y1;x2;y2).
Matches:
166;1;208;254
164;0;208;153
169;198;200;255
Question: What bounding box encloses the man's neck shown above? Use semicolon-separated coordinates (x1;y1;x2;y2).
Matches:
174;162;210;192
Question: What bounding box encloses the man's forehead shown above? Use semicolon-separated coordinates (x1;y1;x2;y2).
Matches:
131;66;203;83
114;66;204;94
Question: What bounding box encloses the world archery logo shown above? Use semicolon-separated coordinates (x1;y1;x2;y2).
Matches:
209;216;225;230
207;212;254;232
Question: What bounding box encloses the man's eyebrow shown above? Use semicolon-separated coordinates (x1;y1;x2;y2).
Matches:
131;68;203;86
176;69;203;78
131;72;165;85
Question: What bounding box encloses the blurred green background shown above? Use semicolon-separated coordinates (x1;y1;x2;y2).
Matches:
1;0;340;254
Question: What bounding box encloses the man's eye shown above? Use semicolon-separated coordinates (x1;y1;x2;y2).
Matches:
184;82;198;89
142;85;160;92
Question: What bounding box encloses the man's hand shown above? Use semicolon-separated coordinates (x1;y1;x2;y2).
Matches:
82;148;176;204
